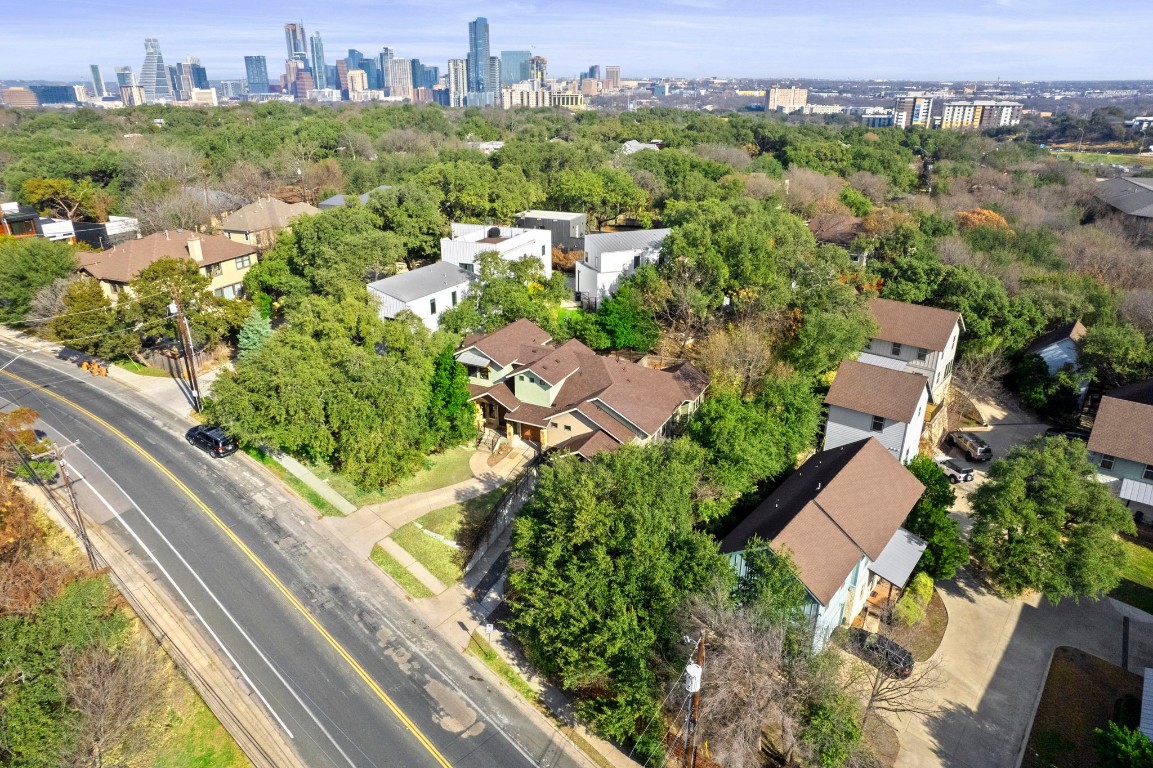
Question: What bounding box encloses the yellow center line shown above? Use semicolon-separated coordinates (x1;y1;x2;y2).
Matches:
1;369;453;768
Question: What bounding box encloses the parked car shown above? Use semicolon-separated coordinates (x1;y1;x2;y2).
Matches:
1044;426;1090;441
849;628;914;679
185;425;238;458
947;431;992;462
938;458;975;484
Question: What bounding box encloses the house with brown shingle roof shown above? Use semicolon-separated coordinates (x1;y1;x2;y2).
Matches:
219;197;320;252
823;359;930;464
860;298;964;404
455;319;709;457
721;438;927;649
76;230;258;300
1087;379;1153;516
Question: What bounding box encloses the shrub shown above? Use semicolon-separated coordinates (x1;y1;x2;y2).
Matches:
905;572;934;606
892;595;925;626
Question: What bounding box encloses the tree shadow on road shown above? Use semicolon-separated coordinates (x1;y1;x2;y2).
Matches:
937;566;1000;605
924;701;978;767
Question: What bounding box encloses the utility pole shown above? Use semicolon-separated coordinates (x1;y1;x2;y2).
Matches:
683;632;704;768
57;452;98;571
170;299;202;412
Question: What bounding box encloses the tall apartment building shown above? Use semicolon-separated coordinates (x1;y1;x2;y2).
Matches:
388;59;413;99
488;57;501;94
411;60;439;89
447;58;468;107
893;95;934;128
501;82;551;108
89;65;107;98
528;56;547;83
940;100;1023;130
139;38;171;102
766;86;808;112
467;17;492;93
346;68;368;94
284;22;308;62
244;56;270;93
309;32;327;88
605;66;621;91
500;50;531;85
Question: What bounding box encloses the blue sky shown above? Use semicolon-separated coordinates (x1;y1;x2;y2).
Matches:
7;0;1152;82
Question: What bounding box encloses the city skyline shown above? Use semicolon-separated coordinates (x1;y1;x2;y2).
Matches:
3;0;1151;83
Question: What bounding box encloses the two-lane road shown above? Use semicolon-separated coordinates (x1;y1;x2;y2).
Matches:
0;348;579;768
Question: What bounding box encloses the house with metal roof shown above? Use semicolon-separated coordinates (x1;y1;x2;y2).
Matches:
574;228;670;307
441;223;552;278
366;261;475;330
721;438;927;650
455;319;708;457
823;359;931;464
219;196;319;251
860;298;964;404
1095;177;1153;220
317;185;394;210
1087;379;1153;518
514;210;587;251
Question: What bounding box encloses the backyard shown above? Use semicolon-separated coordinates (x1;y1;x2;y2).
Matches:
1109;537;1153;615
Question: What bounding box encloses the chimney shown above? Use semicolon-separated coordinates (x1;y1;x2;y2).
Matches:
187;235;203;262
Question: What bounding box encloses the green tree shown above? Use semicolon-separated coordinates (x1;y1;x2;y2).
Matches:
426;346;477;448
1094;721;1153;768
903;455;968;580
969;437;1135;602
549;167;647;229
802;694;863;768
507;440;727;743
1080;323;1151;388
733;538;810;635
237;306;273;358
595;283;660;351
443;251;568;333
0;237;78;324
21;177;112;222
127;258;247;350
368;184;449;261
46;277;136;359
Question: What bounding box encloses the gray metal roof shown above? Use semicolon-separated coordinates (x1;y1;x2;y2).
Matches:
367;261;474;303
518;210;585;221
318;185;393;209
584;228;671;254
1143;668;1153;740
1096;177;1153;218
868;528;927;589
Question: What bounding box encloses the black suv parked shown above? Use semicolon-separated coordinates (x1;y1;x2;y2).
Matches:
1044;426;1090;442
186;425;238;458
849;628;914;679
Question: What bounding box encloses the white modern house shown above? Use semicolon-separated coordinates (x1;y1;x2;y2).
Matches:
440;223;552;279
515;210;588;251
721;438;927;650
367;261;475;331
574;228;670;305
860;298;964;404
823;359;930;464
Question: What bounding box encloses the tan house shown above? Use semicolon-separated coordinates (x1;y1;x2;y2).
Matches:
219;197;319;252
77;231;258;300
455;319;709;457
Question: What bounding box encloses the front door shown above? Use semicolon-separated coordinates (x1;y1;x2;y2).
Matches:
520;424;540;443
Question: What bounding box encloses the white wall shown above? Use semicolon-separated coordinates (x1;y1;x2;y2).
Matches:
867;323;959;403
824;403;922;464
369;281;470;331
441;225;552;278
576;247;659;298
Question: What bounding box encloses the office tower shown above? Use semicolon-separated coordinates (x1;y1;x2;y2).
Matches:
586;65;601;81
120;84;146;106
114;67;136;89
411;59;436;89
190;60;209;89
467;17;491;93
389;59;413;99
294;70;316;98
244;56;270;93
89;65;107;98
378;48;394;92
528;56;547;83
893;95;934;128
359;58;381;90
500;50;530;85
140;38;171;102
447;59;467;107
346;49;364;71
284;22;308;62
29;85;78;105
605;66;620;91
347;68;368;93
309;32;327;89
326;65;338;88
285;59;303;95
167;65;183;100
940;100;1023;130
336;60;350;92
766;86;808;112
488;57;501;93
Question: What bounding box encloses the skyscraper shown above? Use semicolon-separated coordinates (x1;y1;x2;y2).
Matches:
378;48;394;92
500;51;531;85
467;17;491;93
389;59;413;100
139;38;171;102
488;57;501;94
190;60;209;90
528;56;547;83
284;22;308;62
605;66;621;91
447;58;467;107
411;59;439;89
244;56;270;93
309;32;327;89
587;65;601;81
114;67;136;89
89;65;107;98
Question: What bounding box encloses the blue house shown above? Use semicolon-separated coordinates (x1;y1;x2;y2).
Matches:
720;438;927;650
1088;379;1153;518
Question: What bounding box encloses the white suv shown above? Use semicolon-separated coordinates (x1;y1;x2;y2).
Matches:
938;458;975;484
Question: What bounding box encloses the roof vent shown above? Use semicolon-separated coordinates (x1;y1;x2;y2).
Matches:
816;482;822;490
487;226;501;238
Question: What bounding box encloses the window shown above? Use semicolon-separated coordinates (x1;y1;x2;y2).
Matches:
871;415;885;432
206;263;223;278
235;254;252;269
462;262;474;273
916;348;928;362
1144;464;1153;481
550;422;559;428
1100;454;1116;470
213;283;242;300
564;424;572;432
451;291;458;307
891;342;902;356
541;245;546;256
478;367;489;380
429;297;437;315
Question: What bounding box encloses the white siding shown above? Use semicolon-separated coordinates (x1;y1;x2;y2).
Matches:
866;322;959;403
369;281;469;331
824;405;917;463
440;226;552;278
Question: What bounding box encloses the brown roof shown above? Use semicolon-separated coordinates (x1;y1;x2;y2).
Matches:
469;381;521;412
1088;380;1153;466
219;197;319;233
461;319;553;368
869;298;962;352
520;339;594;385
721;438;925;606
1025;320;1087;356
77;231;255;284
550;430;624;459
825;359;928;423
504;402;554;428
572;402;640;443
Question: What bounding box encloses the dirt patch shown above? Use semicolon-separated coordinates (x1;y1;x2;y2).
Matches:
487;444;513;467
424;678;483;736
907;589;949;661
865;716;900;767
1022;646;1142;768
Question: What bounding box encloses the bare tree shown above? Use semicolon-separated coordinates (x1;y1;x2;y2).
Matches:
27;275;80;328
848;171;888;204
808;201;860;245
377;129;435;155
847;647;943;731
123;144;203;187
220;160;279;203
951;349;1009;399
124;188;211;236
935;235;973;266
744;173;782;201
1122;289;1153;335
694;313;785;397
694;144;753;171
61;633;170;768
783;168;844;215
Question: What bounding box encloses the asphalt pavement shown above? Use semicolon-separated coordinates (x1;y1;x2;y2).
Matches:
0;346;583;768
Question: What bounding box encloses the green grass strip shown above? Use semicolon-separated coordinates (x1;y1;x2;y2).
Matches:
467;632;538;702
370;545;435;599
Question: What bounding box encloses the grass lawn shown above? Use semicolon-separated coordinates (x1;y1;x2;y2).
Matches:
155;681;251;768
907;589;949;662
114;359;174;377
370;545;434;599
391;523;462;586
310;446;476;507
467;631;538;703
391;487;506;585
243;447;343;517
1109;538;1153;615
1022;647;1142;768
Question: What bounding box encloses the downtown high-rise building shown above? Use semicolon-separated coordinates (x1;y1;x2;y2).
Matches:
139;38;171;102
244;56;270;93
309;32;327;89
500;50;530;85
114;67;136;89
467;17;492;93
284;22;308;63
447;58;467;107
410;59;439;89
389;59;413;99
605;66;621;91
488;57;501;94
528;56;547;83
89;65;107;98
586;65;601;81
